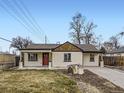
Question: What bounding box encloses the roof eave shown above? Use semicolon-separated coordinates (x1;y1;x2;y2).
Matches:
20;48;52;50
83;51;103;53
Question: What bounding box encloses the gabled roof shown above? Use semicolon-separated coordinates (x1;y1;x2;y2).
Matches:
20;41;101;53
52;41;82;52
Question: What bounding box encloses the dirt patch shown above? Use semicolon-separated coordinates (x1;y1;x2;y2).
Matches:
59;69;124;93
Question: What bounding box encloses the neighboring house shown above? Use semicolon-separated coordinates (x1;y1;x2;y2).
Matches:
106;46;124;56
20;41;102;68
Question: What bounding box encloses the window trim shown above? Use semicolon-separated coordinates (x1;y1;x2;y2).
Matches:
90;54;95;62
28;53;38;61
64;53;71;62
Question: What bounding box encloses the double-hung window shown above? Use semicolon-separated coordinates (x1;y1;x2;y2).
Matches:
28;53;38;61
64;53;71;62
90;54;94;62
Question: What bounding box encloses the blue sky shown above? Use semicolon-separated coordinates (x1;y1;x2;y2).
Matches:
0;0;124;52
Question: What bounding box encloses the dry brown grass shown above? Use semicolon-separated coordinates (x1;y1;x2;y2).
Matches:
77;82;100;93
0;70;79;93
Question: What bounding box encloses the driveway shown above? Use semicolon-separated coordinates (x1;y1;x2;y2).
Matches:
85;67;124;89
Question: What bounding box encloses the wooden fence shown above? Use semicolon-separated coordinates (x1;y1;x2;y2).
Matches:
0;54;15;69
103;56;124;66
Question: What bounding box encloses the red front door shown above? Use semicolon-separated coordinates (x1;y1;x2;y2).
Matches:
43;53;49;66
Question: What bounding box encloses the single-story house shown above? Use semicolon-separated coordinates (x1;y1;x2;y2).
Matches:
20;41;102;68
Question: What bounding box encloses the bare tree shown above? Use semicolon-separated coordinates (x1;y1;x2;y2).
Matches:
83;22;97;44
103;35;120;51
119;32;124;37
117;32;124;41
69;13;85;44
109;36;120;49
92;35;103;49
10;36;33;49
69;13;97;44
103;42;113;51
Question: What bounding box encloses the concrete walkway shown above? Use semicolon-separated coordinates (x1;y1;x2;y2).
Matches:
85;67;124;89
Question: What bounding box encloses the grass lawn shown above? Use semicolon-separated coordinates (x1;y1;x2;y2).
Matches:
0;70;79;93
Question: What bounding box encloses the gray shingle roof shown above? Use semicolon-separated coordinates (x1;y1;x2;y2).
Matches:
21;42;100;53
111;47;124;53
75;44;100;52
26;44;60;50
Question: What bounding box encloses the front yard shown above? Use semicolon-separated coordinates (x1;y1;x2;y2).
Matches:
0;70;79;93
0;69;124;93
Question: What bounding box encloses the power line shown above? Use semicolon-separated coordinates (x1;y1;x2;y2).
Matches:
0;0;44;41
13;0;46;42
2;0;39;36
0;37;12;43
17;0;45;36
12;0;43;37
0;0;39;40
0;1;32;33
15;0;47;42
15;0;48;42
0;0;49;43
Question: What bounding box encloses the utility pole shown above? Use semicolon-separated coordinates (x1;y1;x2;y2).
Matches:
45;35;47;44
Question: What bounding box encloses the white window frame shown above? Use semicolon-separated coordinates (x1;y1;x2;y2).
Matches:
28;53;38;61
64;53;71;62
90;54;95;62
